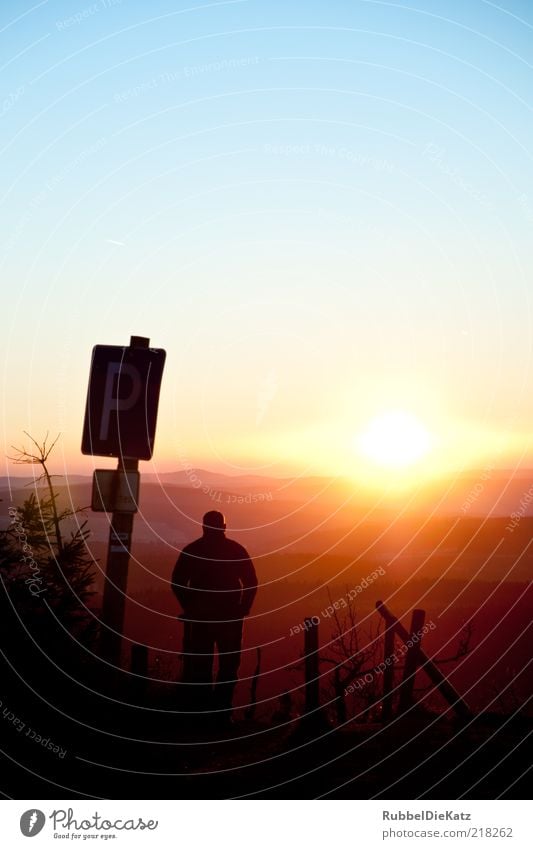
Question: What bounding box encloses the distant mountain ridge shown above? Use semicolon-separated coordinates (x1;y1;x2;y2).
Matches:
2;468;533;522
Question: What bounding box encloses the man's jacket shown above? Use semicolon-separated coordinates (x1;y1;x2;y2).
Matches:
171;535;258;621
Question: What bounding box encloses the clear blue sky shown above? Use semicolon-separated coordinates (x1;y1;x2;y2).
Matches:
1;0;533;480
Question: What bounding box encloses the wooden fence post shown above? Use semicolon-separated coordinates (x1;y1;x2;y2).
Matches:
292;616;330;737
398;608;425;713
334;667;347;724
382;611;396;722
304;617;320;714
376;601;471;719
244;648;262;721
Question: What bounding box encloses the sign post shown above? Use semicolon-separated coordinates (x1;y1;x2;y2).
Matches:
82;335;166;668
99;461;137;667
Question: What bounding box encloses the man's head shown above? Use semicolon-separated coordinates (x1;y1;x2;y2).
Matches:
202;510;226;536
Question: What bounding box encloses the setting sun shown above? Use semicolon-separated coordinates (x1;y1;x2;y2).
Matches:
356;409;433;470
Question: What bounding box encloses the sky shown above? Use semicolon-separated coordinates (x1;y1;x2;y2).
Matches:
1;0;533;485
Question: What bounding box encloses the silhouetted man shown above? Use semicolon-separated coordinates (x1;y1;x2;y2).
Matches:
172;511;258;726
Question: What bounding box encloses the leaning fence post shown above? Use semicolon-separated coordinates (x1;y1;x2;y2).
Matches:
398;608;425;713
376;600;471;719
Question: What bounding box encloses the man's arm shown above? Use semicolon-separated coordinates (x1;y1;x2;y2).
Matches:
171;548;193;612
239;551;258;616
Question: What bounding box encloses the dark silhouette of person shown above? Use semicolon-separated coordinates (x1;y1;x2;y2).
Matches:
172;510;258;726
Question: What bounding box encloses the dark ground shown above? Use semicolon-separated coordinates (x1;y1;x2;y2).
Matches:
1;649;530;800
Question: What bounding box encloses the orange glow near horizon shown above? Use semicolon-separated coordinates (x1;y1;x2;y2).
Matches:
3;399;530;488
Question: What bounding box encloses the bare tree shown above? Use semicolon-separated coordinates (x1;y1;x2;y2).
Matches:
320;588;384;724
2;432;97;645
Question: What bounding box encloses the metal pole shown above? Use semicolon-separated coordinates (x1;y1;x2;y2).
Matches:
98;335;149;668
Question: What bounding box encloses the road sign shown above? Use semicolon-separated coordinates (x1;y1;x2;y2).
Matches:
109;528;132;553
81;344;166;460
91;469;140;513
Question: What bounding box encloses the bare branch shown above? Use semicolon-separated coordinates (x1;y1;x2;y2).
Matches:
435;624;473;665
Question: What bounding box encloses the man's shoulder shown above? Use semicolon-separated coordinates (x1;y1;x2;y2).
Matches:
178;537;204;556
224;538;251;559
177;535;251;560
